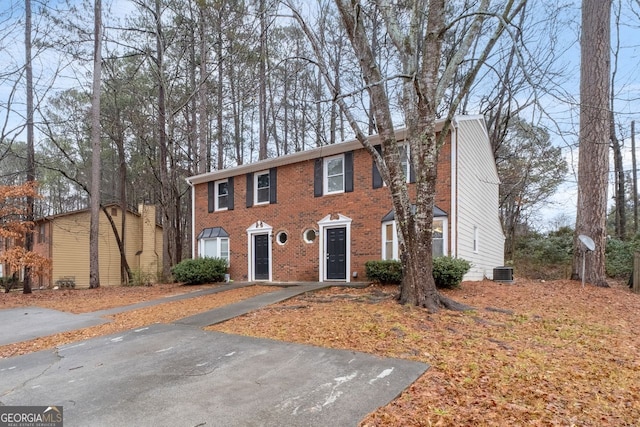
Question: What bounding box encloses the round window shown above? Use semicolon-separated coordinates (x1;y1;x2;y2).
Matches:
303;229;317;243
276;231;288;245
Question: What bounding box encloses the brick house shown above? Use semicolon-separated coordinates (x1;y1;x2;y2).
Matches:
186;116;504;283
1;204;162;288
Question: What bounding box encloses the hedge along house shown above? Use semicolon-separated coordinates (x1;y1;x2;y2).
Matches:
18;204;162;288
186;116;504;283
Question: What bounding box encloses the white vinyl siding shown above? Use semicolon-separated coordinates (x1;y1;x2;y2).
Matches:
454;117;504;280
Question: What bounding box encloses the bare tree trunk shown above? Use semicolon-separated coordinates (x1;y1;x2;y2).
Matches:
610;7;625;240
198;2;209;174
572;0;610;287
23;0;34;293
154;0;172;280
215;7;224;170
258;0;268;160
89;0;102;289
117;127;130;284
230;61;243;165
633;121;638;234
289;0;515;309
611;111;625;239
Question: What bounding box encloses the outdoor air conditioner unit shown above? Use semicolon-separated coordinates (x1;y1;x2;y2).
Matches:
493;266;514;283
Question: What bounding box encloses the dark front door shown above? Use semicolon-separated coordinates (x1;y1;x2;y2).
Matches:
326;227;347;280
254;234;269;280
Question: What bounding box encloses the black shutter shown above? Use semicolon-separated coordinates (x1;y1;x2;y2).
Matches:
344;151;354;193
269;167;277;204
208;182;215;212
372;145;383;189
246;172;254;207
227;176;234;210
314;158;323;197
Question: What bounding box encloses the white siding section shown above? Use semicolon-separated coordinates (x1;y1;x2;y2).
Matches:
454;116;505;280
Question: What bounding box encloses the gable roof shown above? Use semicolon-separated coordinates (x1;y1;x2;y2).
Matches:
35;203;160;227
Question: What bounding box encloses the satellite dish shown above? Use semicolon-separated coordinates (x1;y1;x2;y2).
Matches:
578;234;595;251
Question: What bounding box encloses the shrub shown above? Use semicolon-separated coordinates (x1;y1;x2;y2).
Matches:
365;256;471;289
605;237;640;278
365;260;403;284
513;231;573;280
432;256;472;289
171;257;228;285
127;269;155;287
0;276;20;293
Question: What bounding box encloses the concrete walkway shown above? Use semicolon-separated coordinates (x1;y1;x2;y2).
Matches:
175;283;329;327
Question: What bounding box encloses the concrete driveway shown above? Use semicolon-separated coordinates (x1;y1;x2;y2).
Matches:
0;308;428;426
0;307;108;345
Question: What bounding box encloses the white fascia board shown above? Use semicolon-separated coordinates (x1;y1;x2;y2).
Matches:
185;139;361;185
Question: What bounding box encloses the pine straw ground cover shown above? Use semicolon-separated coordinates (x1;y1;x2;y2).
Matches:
1;279;639;425
208;279;640;426
0;283;277;358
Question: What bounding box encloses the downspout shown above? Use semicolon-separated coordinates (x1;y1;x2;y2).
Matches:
185;177;196;259
450;118;458;258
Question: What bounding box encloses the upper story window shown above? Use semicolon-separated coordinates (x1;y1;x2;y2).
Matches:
255;171;270;205
314;151;354;197
399;144;410;183
325;155;345;194
208;177;234;213
38;223;46;244
372;144;415;188
216;180;229;211
246;168;277;207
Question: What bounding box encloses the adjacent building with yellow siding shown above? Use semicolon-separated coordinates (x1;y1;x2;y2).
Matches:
28;204;162;288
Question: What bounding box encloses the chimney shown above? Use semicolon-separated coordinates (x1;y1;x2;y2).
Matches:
138;204;159;276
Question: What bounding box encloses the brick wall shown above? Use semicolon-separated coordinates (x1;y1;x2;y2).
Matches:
193;137;453;282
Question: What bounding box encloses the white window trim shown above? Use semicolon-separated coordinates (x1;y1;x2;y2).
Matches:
381;218;448;260
214;179;229;212
246;221;273;281
254;170;270;205
318;214;352;282
323;154;345;195
433;218;448;257
198;237;230;264
381;221;398;260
